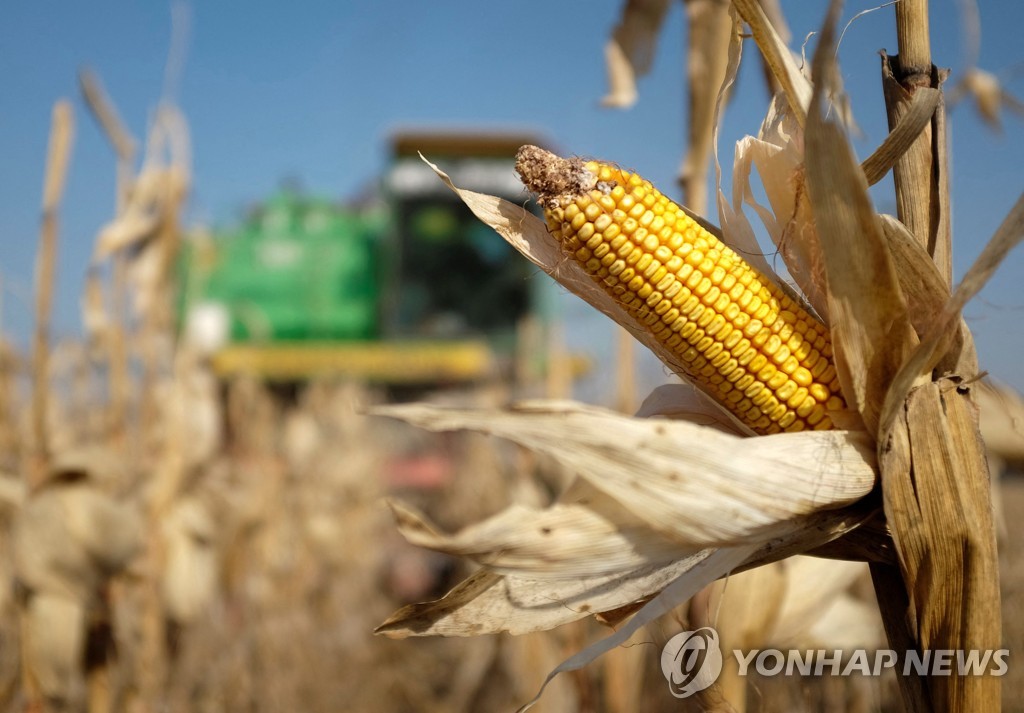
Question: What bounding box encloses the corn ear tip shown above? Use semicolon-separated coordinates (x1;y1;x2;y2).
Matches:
515;145;597;206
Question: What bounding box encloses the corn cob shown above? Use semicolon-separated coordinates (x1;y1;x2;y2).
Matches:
515;145;845;434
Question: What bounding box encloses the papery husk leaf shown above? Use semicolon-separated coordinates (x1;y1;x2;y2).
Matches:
712;15;779;285
386;483;696;579
514;545;758;711
634;382;746;434
422;157;756;435
769;558;880;648
377;501;873;637
390;471;877;582
804;6;918;437
600;0;672;109
709;20;821;322
510;499;871;712
376;548;726;638
23;593;86;706
732;95;830;320
373;401;876;547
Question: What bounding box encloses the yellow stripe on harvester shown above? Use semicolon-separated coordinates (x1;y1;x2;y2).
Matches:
211;340;497;383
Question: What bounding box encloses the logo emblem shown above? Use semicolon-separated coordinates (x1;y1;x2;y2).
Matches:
661;627;723;698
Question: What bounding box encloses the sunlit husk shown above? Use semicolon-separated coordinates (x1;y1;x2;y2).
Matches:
23;593;87;706
375;402;875;548
14;480;141;603
161;497;219;623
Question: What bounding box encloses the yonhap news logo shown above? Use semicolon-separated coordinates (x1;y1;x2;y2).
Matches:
660;628;723;698
660;627;1009;698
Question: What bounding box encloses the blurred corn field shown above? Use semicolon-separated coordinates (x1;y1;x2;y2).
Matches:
3;1;1024;713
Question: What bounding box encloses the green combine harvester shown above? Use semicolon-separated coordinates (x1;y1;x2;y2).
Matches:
179;131;555;386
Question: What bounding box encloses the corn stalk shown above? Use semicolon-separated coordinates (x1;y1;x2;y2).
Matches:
871;2;1002;711
29;101;74;490
79;69;136;447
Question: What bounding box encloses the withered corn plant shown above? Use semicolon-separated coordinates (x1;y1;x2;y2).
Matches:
376;1;1023;711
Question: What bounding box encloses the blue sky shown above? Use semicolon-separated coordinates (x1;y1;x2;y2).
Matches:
1;1;1023;394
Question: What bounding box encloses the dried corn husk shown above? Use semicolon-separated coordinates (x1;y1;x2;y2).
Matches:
375;399;875;650
22;592;86;707
14;480;141;602
161;496;219;623
377;402;875;551
633;382;745;434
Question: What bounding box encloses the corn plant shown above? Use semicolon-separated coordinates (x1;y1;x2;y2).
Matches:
376;2;1022;711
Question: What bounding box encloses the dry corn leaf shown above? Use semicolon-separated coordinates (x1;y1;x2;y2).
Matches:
375;401;875;547
860;88;941;186
804;9;917;437
880;192;1024;436
79;68;137;162
948;67;1024;132
731;0;811;126
601;0;673;109
878;213;977;377
678;0;733;214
